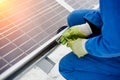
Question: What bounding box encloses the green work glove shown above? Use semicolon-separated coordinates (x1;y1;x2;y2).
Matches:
67;38;87;58
60;23;92;45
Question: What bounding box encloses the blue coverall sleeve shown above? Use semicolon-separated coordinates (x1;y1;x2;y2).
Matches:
86;0;120;58
67;9;103;28
84;10;103;29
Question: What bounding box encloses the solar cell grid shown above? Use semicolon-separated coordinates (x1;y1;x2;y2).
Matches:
64;0;98;9
0;0;69;74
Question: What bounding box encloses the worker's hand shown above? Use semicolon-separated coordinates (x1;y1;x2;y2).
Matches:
67;38;87;58
60;23;92;45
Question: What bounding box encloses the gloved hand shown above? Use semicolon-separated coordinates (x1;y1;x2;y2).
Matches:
67;38;87;58
60;23;92;45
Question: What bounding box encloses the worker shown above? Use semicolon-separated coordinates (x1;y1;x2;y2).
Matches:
59;0;120;80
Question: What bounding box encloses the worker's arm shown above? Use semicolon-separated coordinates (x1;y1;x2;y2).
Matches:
85;0;120;58
84;10;103;29
60;10;103;45
68;9;103;35
60;9;103;58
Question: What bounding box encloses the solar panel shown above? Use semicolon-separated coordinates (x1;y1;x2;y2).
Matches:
0;0;69;75
0;0;98;79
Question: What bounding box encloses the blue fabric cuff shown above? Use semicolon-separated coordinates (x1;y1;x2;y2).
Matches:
84;10;103;29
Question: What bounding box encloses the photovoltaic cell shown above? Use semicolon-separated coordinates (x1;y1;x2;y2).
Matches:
0;0;69;74
0;0;98;77
64;0;98;9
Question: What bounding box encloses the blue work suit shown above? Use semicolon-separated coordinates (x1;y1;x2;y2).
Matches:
59;0;120;80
